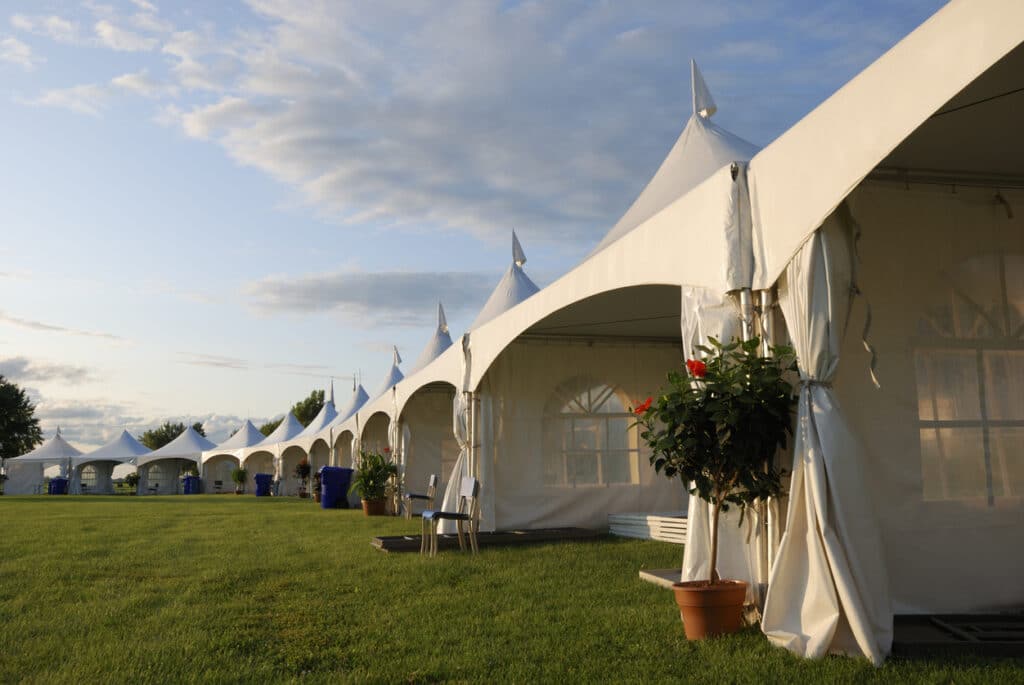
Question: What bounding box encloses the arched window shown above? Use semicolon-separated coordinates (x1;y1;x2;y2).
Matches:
543;378;641;487
915;253;1024;504
81;465;97;489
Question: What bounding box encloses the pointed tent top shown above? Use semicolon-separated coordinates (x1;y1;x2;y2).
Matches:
143;425;216;461
328;379;334;405
691;59;717;119
320;383;371;437
469;232;540;330
77;429;150;464
412;302;454;373
393;346;402;367
212;420;265;450
294;398;340;440
374;351;404;398
437;302;449;334
10;431;84;462
56;425;62;437
588;60;758;257
512;230;527;268
259;412;305;445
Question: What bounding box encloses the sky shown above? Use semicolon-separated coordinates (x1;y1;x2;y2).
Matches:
0;0;946;450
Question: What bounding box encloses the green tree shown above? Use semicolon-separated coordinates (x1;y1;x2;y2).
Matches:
138;421;206;450
259;418;283;436
0;375;43;462
292;389;324;427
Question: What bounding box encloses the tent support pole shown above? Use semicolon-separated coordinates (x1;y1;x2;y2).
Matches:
738;289;754;342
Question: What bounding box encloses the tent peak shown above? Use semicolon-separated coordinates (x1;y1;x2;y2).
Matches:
691;59;717;119
393;346;402;367
437;302;449;334
512;230;527;268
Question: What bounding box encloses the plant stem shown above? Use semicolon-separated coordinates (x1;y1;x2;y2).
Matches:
709;496;721;584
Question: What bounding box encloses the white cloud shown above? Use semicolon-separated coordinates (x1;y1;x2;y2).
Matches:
111;69;178;98
0;310;126;341
0;356;94;384
0;36;40;69
130;0;159;12
10;14;81;44
21;83;109;116
244;269;494;327
95;19;158;51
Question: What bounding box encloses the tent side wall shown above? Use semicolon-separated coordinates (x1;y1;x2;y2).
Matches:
4;462;44;495
480;338;688;531
830;182;1024;614
400;384;458;507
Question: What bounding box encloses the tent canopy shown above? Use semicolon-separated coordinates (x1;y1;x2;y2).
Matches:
317;382;370;441
137;426;215;466
749;0;1024;288
468;231;540;330
411;302;453;374
373;346;405;399
8;431;82;463
76;429;150;465
210;420;265;451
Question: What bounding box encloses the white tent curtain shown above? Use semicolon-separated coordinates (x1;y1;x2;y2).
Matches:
678;287;764;606
761;210;892;665
438;335;473;534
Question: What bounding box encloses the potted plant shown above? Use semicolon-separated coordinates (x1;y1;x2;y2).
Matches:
294;459;311;498
231;467;248;495
312;469;322;504
124;472;139;495
635;337;795;639
349;451;398;516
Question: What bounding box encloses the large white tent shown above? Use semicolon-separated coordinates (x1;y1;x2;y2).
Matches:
4;431;82;495
202;420;266;493
234;412;305;495
138;426;215;495
70;430;150;495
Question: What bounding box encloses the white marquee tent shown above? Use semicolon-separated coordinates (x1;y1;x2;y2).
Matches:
70;430;150;495
202;420;267;493
138;426;215;495
4;431;82;495
316;382;370;468
234;412;305;495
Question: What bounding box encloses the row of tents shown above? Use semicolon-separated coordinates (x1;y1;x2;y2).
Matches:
5;0;1023;664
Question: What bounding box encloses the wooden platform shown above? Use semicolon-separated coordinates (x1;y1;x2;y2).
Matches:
608;512;687;544
638;568;681;589
372;527;602;553
893;614;1024;657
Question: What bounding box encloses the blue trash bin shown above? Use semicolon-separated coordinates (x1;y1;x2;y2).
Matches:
319;467;353;509
183;475;200;494
254;473;273;497
48;478;69;495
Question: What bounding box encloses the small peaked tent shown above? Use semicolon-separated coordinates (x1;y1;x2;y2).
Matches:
4;430;83;495
71;429;150;494
210;420;265;452
137;426;215;495
469;231;540;330
255;412;305;446
334;383;370;425
291;384;339;443
411;302;453;374
373;347;405;398
590;60;760;256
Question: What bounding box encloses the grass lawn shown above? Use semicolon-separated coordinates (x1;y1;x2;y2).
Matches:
0;496;1020;683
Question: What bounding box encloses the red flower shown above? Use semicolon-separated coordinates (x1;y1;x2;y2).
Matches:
686;359;707;378
633;396;653;415
383;446;391;453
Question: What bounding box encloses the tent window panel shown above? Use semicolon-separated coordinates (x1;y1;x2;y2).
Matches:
920;427;989;501
914;350;981;421
81;465;97;488
149;464;171;492
990;427;1024;498
983;351;1024;420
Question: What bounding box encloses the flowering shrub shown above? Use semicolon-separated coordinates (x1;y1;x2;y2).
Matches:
635;337;796;583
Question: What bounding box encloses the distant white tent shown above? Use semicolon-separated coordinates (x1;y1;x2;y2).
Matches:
469;231;540;330
71;430;150;495
235;412;305;495
137;426;215;495
411;303;453;374
4;431;82;495
373;347;405;399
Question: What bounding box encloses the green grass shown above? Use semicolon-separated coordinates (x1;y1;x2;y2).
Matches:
0;496;1020;684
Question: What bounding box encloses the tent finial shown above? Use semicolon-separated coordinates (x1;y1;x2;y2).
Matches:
512;230;526;268
438;301;449;334
393;346;402;367
691;59;717;119
328;378;335;405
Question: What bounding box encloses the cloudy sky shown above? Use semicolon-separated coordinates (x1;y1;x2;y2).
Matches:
0;0;944;449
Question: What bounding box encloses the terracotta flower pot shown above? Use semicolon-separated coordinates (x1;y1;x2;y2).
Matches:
672;580;748;639
362;498;387;516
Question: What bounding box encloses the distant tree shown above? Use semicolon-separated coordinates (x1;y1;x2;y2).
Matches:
259;418;283;437
123;472;139;494
0;375;43;462
292;389;324;427
138;421;206;450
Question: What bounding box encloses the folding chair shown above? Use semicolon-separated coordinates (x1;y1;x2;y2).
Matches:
402;474;438;519
420;477;480;557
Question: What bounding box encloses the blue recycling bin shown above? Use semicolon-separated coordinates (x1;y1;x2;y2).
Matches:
254;473;273;497
183;475;200;494
319;467;353;509
48;478;68;495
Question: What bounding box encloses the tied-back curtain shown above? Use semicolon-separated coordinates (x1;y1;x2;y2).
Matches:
437;391;470;534
679;287;762;605
761;211;892;665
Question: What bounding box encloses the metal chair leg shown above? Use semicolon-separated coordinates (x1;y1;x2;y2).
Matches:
421;516;428;555
456;519;466;551
469;520;479;554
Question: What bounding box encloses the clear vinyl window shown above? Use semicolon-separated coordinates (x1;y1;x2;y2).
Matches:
543;378;640;487
915;254;1024;504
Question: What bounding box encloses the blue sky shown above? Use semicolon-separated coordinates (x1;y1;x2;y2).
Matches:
0;0;945;448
